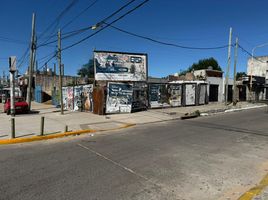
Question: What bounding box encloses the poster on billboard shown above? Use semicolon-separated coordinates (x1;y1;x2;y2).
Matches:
94;51;147;81
106;82;133;113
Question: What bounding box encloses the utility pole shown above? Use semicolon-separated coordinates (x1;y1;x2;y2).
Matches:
26;13;36;110
58;29;64;115
233;37;238;105
225;27;232;105
9;56;16;117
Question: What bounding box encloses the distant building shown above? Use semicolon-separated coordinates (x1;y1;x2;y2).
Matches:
246;56;268;101
194;69;226;102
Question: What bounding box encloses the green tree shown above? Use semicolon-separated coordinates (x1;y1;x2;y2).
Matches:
77;59;95;78
180;57;222;75
236;72;247;80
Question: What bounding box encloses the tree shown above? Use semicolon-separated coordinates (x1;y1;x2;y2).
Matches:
77;59;95;78
180;57;222;75
236;72;247;80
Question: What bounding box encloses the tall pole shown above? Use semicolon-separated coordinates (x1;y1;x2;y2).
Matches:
9;56;16;117
58;29;64;115
225;27;232;105
233;37;238;105
26;13;36;110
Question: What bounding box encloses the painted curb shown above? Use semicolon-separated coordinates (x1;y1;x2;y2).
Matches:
238;173;268;200
0;123;136;145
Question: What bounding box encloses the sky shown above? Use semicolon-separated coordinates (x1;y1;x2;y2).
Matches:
1;0;268;78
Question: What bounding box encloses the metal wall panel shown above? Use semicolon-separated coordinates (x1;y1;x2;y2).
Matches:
184;84;196;106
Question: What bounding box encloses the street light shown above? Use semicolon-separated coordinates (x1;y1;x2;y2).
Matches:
250;42;268;100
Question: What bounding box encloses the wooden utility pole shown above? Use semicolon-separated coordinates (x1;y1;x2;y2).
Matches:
225;27;232;105
233;37;238;105
58;29;64;115
26;13;36;110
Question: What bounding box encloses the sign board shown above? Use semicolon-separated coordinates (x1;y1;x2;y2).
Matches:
106;82;133;113
9;56;16;72
94;51;147;81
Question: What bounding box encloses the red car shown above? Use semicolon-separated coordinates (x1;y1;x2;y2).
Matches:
4;97;29;115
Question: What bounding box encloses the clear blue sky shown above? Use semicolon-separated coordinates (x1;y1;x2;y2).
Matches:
1;0;268;78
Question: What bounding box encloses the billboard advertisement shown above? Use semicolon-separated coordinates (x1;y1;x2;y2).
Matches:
106;82;133;113
94;51;147;81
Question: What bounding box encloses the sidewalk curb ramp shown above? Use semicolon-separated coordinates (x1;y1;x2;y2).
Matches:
0;123;136;145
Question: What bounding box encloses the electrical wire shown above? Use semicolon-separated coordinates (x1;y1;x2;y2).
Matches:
238;44;267;63
38;0;79;44
37;0;139;48
62;0;150;51
61;0;100;30
106;23;230;50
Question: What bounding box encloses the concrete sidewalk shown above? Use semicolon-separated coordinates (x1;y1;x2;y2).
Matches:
0;101;266;139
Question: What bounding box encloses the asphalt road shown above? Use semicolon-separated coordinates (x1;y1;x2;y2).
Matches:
1;108;268;200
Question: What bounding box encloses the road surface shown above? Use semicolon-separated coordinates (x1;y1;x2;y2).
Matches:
1;108;268;200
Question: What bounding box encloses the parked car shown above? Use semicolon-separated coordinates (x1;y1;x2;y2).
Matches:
4;97;29;115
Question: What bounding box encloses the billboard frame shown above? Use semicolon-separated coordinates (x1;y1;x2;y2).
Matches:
93;50;148;82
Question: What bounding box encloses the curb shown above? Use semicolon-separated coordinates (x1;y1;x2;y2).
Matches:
224;105;267;113
0;123;136;145
200;105;267;116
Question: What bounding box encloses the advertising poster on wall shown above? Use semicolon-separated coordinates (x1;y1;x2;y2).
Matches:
94;51;147;81
73;85;93;111
106;82;133;113
132;82;148;112
149;84;169;108
168;84;182;107
62;84;93;112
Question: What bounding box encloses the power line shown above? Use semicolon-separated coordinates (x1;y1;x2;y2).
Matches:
37;0;149;68
38;0;79;44
106;23;230;50
37;0;140;48
62;0;150;51
61;0;100;30
238;44;267;63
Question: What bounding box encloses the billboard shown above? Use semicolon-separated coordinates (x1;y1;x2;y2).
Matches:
106;82;133;113
94;51;147;81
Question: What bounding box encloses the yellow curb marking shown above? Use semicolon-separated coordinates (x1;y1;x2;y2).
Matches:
238;173;268;200
0;123;136;145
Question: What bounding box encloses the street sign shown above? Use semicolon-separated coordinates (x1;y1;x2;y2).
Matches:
9;56;16;72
